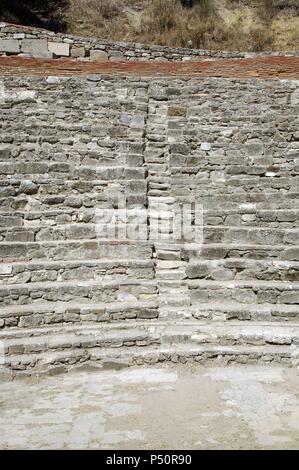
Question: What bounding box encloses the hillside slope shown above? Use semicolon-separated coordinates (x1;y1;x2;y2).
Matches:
0;0;298;51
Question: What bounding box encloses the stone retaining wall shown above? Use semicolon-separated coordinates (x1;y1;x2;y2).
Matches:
0;22;298;62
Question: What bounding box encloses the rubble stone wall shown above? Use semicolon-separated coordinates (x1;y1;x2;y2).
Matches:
1;22;298;62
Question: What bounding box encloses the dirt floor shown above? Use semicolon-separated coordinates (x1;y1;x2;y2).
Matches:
0;364;298;449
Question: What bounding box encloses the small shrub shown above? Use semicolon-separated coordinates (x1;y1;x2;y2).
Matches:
147;0;177;32
67;0;121;35
259;0;277;22
196;0;213;16
249;26;274;51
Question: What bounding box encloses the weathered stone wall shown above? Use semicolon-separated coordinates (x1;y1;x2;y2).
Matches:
1;22;298;62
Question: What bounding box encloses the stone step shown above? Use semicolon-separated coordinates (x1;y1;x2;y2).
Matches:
2;300;297;329
0;279;158;306
0;194;147;212
0;148;145;166
0;259;155;285
0;224;298;246
1;319;181;340
160;302;299;322
1;340;296;378
1;159;297;179
2;173;297;188
1;320;298;351
1;240;299;263
0;326;162;356
1;208;299;230
0;190;298;212
171;171;299;183
158;278;299;306
185;258;299;282
0;223;149;243
0;208;149;228
0;239;153;262
183;279;299;306
1;146;297;168
173;180;299;195
1;176;298;197
204;209;299;229
0;163;145;180
0;178;147;206
0;278;297;307
0;300;160;328
185;243;299;261
200;193;299;210
0;322;298;375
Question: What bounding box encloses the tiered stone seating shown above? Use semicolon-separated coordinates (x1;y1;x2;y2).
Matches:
0;72;298;377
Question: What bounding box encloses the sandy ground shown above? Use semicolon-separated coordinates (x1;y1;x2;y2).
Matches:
0;364;298;450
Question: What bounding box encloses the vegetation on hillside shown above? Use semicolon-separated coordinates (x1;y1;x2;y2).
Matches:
0;0;67;31
0;0;298;51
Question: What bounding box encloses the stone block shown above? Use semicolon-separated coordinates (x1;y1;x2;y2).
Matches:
48;41;70;57
19;180;38;195
0;146;11;159
186;263;209;279
109;51;125;60
245;139;264;156
0;39;20;54
279;292;299;304
90;49;109;62
21;39;52;58
13;33;25;39
0;264;12;276
0;162;14;174
71;46;85;58
200;142;212;151
16;162;48;174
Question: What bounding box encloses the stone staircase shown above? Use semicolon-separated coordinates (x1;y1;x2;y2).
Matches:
0;73;298;377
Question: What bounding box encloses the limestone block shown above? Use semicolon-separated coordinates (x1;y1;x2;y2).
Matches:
0;162;14;174
0;264;12;276
90;49;109;62
0;216;22;227
0;39;20;54
200;142;212;151
6;230;35;242
19;315;42;328
13;33;25;39
245;139;264;156
0;146;11;159
64;196;83;208
21;39;52;58
130;115;145;128
19;180;38;195
48;41;70;57
16;162;48;174
71;46;85;58
279;292;299;304
109;51;125;60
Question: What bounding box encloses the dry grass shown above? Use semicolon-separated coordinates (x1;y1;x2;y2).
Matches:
139;0;276;51
139;0;218;48
67;0;122;37
65;0;299;51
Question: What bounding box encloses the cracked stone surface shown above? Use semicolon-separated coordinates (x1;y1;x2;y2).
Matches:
0;365;298;449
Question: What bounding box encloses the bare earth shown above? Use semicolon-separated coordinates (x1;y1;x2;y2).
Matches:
0;365;298;450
